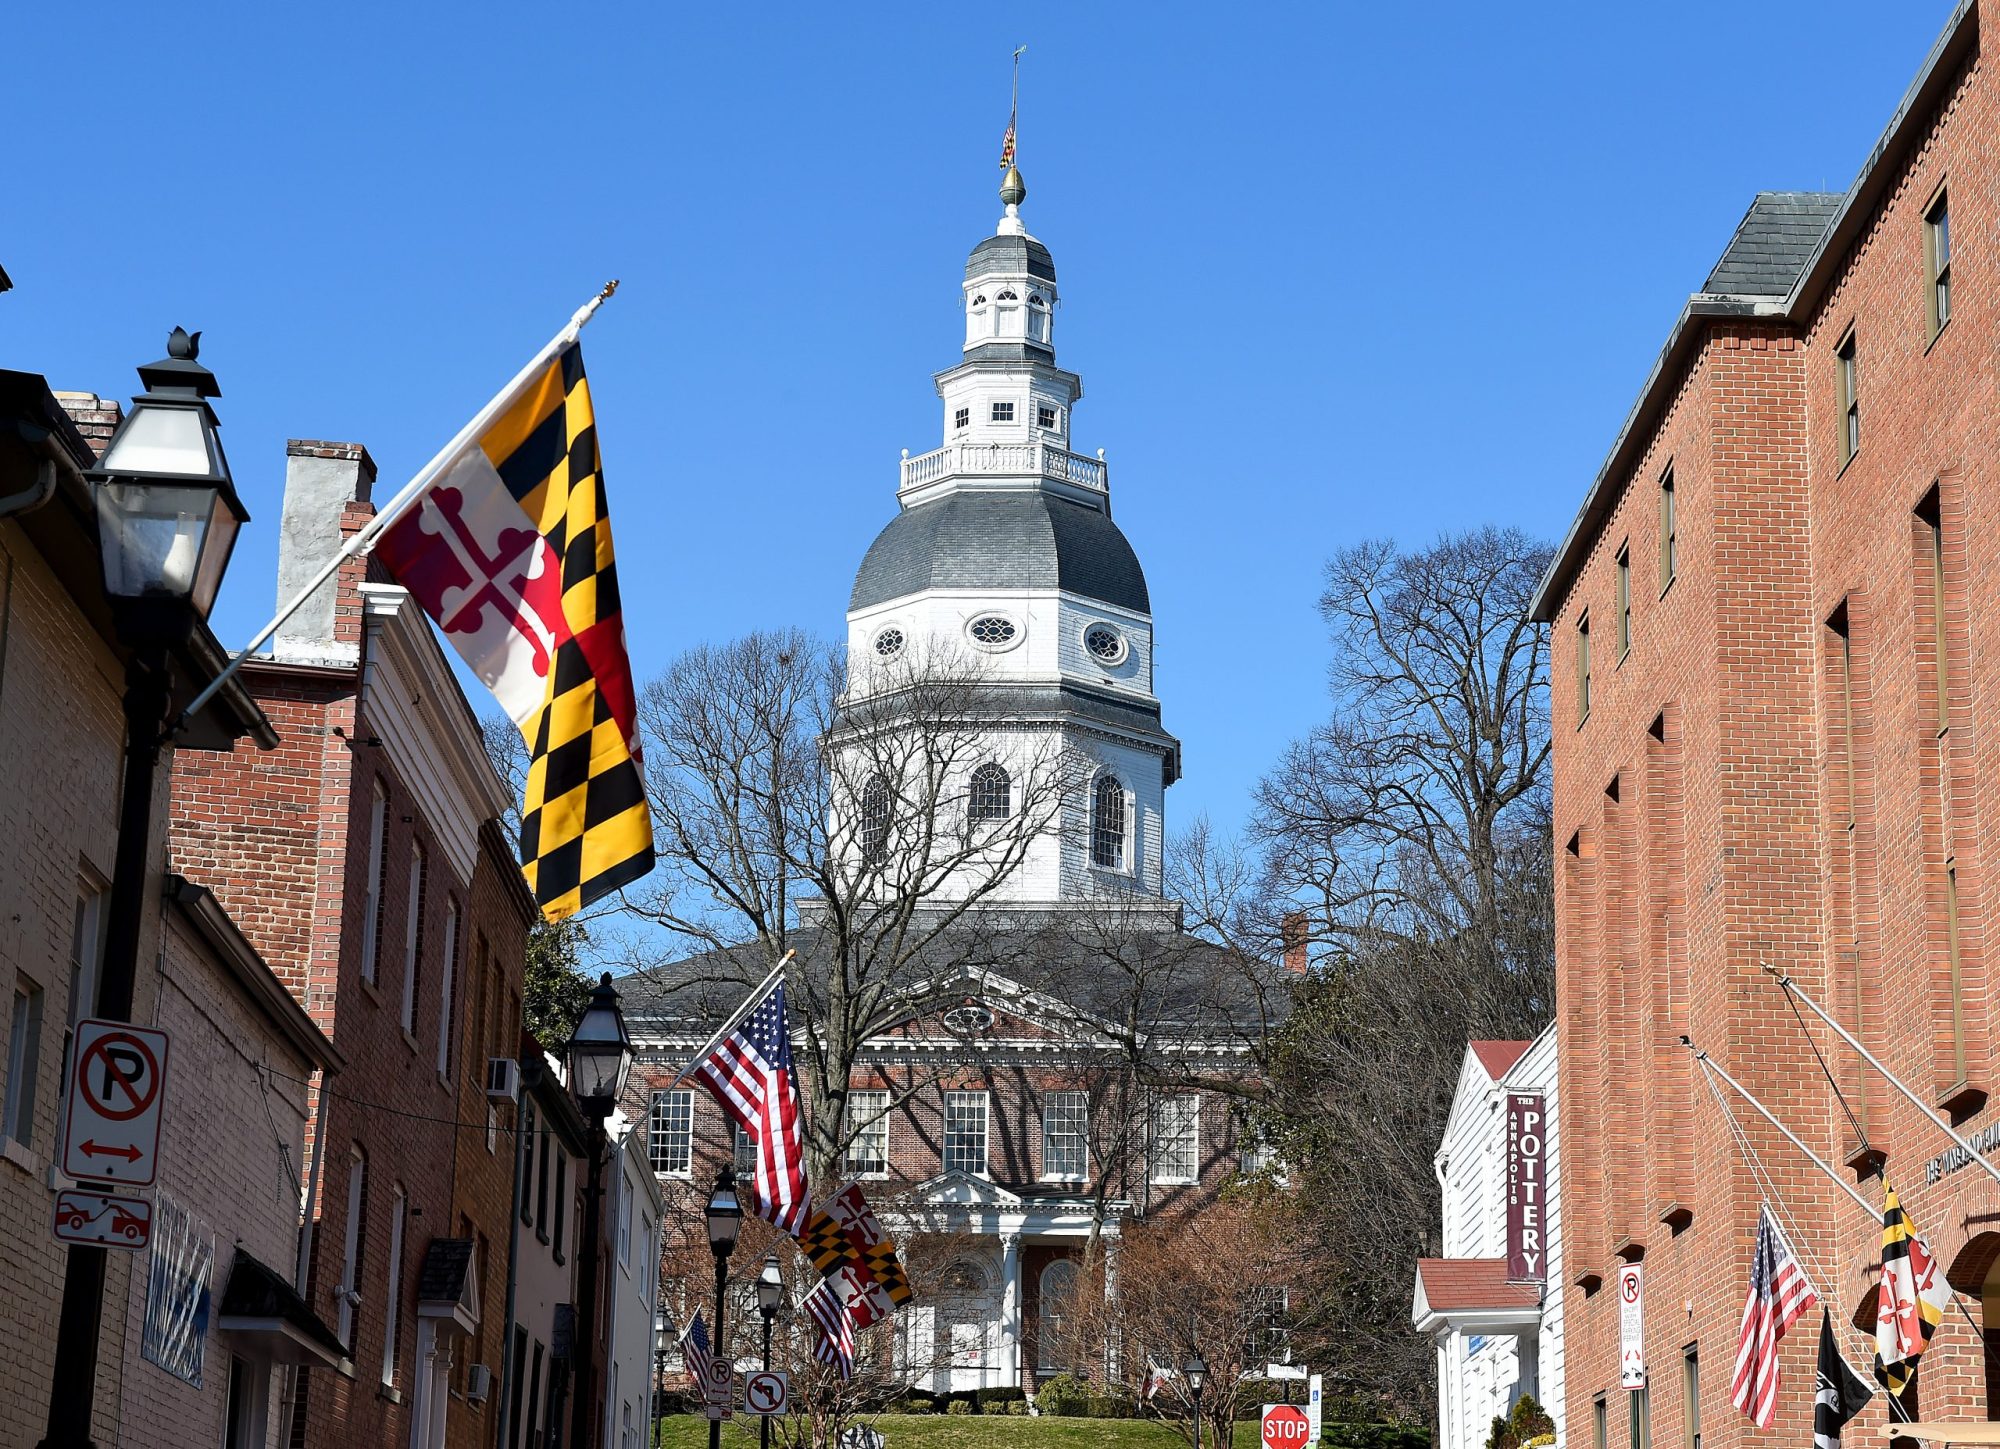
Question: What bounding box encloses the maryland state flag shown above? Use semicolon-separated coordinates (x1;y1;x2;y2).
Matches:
795;1182;912;1331
1874;1185;1950;1399
376;338;653;919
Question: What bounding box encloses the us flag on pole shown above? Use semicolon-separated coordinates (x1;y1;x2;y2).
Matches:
1732;1206;1819;1428
692;982;810;1234
804;1276;855;1379
679;1310;715;1389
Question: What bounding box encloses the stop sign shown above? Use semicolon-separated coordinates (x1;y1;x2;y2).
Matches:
1263;1405;1313;1448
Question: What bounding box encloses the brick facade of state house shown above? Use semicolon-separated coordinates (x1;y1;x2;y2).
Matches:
171;440;533;1449
1531;3;2000;1442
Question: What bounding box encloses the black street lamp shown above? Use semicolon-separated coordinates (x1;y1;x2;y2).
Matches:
707;1168;743;1449
755;1253;785;1449
654;1309;672;1421
39;329;247;1449
567;973;635;1449
1185;1350;1209;1449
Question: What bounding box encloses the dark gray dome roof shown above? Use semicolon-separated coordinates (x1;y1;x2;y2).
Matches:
967;234;1055;283
851;491;1149;613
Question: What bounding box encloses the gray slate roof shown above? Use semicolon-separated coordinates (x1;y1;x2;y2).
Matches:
967;234;1056;283
851;491;1150;613
416;1238;473;1305
1700;191;1843;298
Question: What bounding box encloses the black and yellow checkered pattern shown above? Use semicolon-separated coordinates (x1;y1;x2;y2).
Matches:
485;342;653;920
795;1205;914;1306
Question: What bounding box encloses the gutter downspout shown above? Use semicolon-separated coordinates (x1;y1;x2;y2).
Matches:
0;456;59;518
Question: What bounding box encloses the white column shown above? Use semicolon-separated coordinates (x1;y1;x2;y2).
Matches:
1000;1233;1023;1389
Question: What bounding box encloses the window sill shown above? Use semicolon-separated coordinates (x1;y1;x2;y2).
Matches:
1936;1079;1986;1122
377;1382;404;1405
357;975;382;1007
1925;316;1951;356
842;1170;891;1182
0;1138;41;1177
1658;575;1675;603
1836;447;1859;479
401;1029;421;1056
1040;1175;1086;1185
1149;1177;1196;1188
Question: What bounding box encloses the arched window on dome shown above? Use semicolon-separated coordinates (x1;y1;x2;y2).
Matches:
860;775;891;864
969;762;1012;822
1091;775;1127;869
997;289;1019;301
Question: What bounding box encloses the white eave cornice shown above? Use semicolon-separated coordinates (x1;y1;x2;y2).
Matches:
357;583;515;882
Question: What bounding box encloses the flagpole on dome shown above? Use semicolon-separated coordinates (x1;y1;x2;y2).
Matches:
174;280;621;733
1763;964;2000;1192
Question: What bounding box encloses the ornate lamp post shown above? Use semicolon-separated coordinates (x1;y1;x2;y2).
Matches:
39;329;247;1449
755;1253;785;1449
706;1169;744;1449
566;973;635;1449
1186;1350;1209;1449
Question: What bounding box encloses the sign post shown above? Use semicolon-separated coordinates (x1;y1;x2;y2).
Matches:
1308;1373;1323;1444
1506;1092;1548;1283
60;1019;170;1186
1618;1262;1645;1388
1263;1405;1313;1449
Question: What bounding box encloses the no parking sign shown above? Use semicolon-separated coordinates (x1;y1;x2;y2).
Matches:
61;1020;170;1186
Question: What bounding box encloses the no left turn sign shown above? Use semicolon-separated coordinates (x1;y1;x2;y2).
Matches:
61;1020;170;1186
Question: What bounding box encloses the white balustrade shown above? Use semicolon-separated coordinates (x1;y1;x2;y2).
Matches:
898;439;1109;493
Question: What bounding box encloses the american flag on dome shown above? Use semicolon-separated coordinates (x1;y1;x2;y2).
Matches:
1732;1205;1820;1429
804;1276;855;1379
680;1310;715;1390
692;982;810;1234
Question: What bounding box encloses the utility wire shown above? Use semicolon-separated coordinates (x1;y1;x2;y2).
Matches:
1783;980;1870;1150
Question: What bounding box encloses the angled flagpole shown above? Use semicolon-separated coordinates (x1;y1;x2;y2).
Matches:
658;949;796;1092
1764;964;2000;1192
175;280;620;733
1684;1035;1879;1222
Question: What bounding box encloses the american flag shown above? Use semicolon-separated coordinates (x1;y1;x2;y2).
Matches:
1732;1206;1819;1428
804;1276;855;1379
680;1310;715;1390
692;982;810;1234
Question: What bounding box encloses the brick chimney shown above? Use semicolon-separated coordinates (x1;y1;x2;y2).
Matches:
51;392;122;461
1282;911;1310;974
273;439;376;666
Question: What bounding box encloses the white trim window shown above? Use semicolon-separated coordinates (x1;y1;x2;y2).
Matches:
360;782;388;986
1091;774;1128;870
336;1148;365;1347
1149;1094;1200;1185
648;1090;693;1177
2;976;43;1151
400;842;426;1034
943;1090;988;1177
434;897;459;1078
380;1184;406;1386
843;1090;890;1177
1042;1091;1088;1180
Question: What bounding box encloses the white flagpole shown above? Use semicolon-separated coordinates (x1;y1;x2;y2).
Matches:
1765;964;2000;1192
175;281;620;733
658;949;797;1093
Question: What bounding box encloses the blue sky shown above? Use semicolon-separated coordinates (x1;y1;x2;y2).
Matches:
4;0;1955;843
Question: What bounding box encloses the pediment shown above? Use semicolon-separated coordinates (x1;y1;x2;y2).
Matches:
914;1170;1023;1208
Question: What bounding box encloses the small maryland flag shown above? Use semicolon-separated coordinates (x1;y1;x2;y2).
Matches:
376;339;653;921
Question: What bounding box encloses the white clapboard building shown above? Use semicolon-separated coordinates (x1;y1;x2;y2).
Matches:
1414;1029;1565;1449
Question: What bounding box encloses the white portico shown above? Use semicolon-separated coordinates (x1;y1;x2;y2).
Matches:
842;158;1180;906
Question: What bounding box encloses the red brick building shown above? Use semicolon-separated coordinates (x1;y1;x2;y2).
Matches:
1531;3;2000;1443
171;440;534;1449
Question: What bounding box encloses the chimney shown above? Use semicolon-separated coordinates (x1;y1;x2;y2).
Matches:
1282;911;1310;974
273;439;376;666
51;392;123;460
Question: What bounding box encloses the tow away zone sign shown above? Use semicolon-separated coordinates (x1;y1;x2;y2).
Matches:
61;1019;170;1186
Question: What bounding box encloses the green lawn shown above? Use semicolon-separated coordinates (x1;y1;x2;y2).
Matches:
655;1413;1265;1449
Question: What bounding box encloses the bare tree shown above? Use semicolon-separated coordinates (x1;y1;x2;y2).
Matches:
627;629;1085;1187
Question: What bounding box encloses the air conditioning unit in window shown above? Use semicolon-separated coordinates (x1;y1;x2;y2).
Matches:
467;1363;492;1403
485;1057;521;1104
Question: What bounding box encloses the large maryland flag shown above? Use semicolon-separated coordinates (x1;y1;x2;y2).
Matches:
375;337;653;919
1874;1184;1950;1398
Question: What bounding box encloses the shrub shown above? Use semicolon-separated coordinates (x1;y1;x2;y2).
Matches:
979;1387;1027;1408
946;1399;973;1416
1036;1373;1091;1417
1086;1394;1135;1419
902;1395;935;1415
1325;1420;1433;1449
1006;1400;1028;1416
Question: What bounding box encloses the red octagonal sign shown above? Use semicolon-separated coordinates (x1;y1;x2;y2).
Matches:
1263;1405;1312;1449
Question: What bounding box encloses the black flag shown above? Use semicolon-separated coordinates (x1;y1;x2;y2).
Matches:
1816;1309;1875;1449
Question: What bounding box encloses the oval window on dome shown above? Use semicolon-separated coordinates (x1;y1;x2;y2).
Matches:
1084;625;1125;664
967;614;1018;649
873;627;905;660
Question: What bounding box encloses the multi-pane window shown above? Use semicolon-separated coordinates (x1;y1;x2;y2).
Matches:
1091;775;1127;869
943;1091;988;1176
734;1124;758;1178
1042;1091;1088;1179
991;401;1015;423
435;899;459;1078
2;979;43;1150
954;407;970;431
1615;545;1632;659
648;1089;693;1176
1837;330;1860;466
859;775;890;863
1927;189;1952;338
1659;466;1677;591
361;782;388;984
1245;1285;1291;1365
1037;404;1058;430
1682;1345;1701;1449
1150;1094;1200;1184
381;1185;407;1385
400;842;426;1033
843;1090;890;1176
969;762;1012;822
1576;613;1592;723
